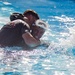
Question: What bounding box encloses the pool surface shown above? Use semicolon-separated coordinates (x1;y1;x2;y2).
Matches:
0;0;75;75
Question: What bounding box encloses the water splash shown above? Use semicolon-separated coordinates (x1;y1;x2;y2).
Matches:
0;0;75;75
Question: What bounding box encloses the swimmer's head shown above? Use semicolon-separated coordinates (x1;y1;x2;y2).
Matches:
35;19;48;30
32;19;48;39
23;9;40;25
10;13;24;21
23;9;39;19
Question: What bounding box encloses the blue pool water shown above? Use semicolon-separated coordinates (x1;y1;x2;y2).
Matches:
0;0;75;75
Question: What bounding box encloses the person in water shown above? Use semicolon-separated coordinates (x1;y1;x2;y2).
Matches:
0;9;47;48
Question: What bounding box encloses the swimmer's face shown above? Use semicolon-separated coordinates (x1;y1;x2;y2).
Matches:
25;15;38;26
32;26;45;40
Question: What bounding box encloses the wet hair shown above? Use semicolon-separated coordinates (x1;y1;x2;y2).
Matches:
10;13;24;21
23;9;39;19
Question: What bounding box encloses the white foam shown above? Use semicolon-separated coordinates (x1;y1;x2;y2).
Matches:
54;15;75;23
0;17;9;29
3;2;11;5
0;17;9;24
58;26;75;48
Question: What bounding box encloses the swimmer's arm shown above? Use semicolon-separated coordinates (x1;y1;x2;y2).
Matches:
22;32;41;47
